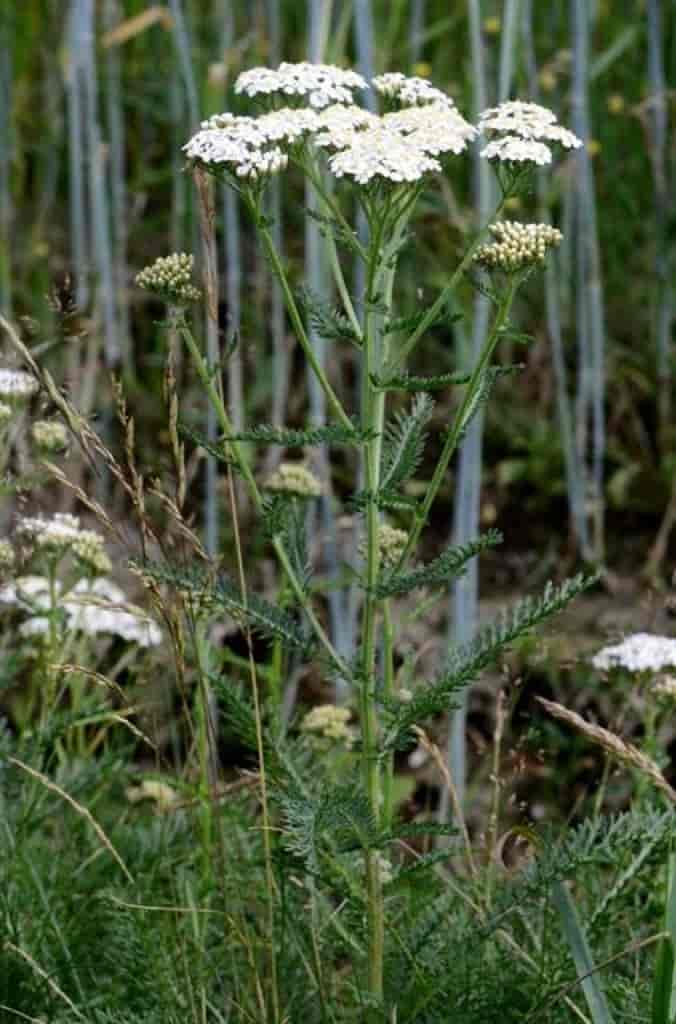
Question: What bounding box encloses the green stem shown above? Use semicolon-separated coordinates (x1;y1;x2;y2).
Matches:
178;321;349;681
252;206;354;434
194;621;213;887
397;278;518;569
381;599;396;830
385;191;510;376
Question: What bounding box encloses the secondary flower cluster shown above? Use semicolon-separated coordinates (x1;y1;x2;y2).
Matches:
0;368;39;402
264;462;322;499
301;703;353;746
235;62;367;109
15;513;112;575
136;253;201;305
0;575;162;647
479;100;582;166
31;420;69;455
359;523;408;569
474;221;563;271
592;632;676;674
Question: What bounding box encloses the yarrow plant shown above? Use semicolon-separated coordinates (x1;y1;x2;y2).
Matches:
134;64;595;1014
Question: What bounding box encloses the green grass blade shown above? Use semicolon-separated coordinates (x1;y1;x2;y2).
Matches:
552;880;615;1024
652;850;676;1024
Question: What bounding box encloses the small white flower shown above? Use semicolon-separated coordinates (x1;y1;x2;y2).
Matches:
31;420;69;455
301;704;353;745
184;123;288;181
0;401;12;425
474;221;563;271
66;578;163;647
384;104;477;156
136;252;201;304
373;72;454;109
480;135;553;166
235;62;366;109
312;103;379;150
0;368;39;401
264;462;322;499
328;126;441;185
592;633;676;673
479;100;582;149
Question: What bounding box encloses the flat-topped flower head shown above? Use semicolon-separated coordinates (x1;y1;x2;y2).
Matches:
479;100;581;148
592;632;676;674
264;462;322;499
384;104;477;156
184;117;288;182
312;103;380;150
31;420;69;455
0;368;39;402
360;523;408;568
136;253;201;305
373;72;454;109
235;62;366;109
480;135;553;166
328;126;441;185
474;221;563;271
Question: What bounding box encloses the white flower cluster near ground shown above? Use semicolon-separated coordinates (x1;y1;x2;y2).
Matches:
15;513;112;575
0;368;39;401
0;575;162;647
592;632;676;673
478;100;582;166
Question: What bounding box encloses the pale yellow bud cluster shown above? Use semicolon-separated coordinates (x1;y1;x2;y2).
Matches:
0;540;15;572
0;402;11;426
474;221;562;272
71;531;113;576
378;523;408;568
31;420;69;455
136;253;201;305
264;462;322;499
301;704;353;746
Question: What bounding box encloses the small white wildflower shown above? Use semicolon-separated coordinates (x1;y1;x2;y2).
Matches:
328;126;441;185
473;221;563;271
383;104;477;156
479;100;582;149
0;368;39;401
654;675;676;701
31;420;69;455
592;633;676;673
70;530;113;576
0;540;15;572
66;578;163;647
136;253;201;305
16;513;82;552
235;62;366;109
480;135;553;166
312;103;379;150
301;704;353;745
264;462;322;499
359;523;409;569
373;72;454;109
0;575;58;612
0;401;12;426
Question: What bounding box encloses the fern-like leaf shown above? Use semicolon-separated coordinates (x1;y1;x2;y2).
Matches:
300;286;361;347
380;393;434;493
137;560;311;651
384;573;597;748
456;364;524;443
373;530;502;598
370;370;470;392
384;308;462;336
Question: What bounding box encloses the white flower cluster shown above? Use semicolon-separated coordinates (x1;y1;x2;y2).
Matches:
474;221;563;271
592;632;676;673
383;104;478;157
312;103;379;150
328;125;441;185
235;62;366;109
479;100;582;166
31;420;69;455
264;462;322;498
16;513;112;575
185;116;289;181
0;368;39;401
301;703;353;745
373;72;453;108
136;253;201;304
0;575;162;647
